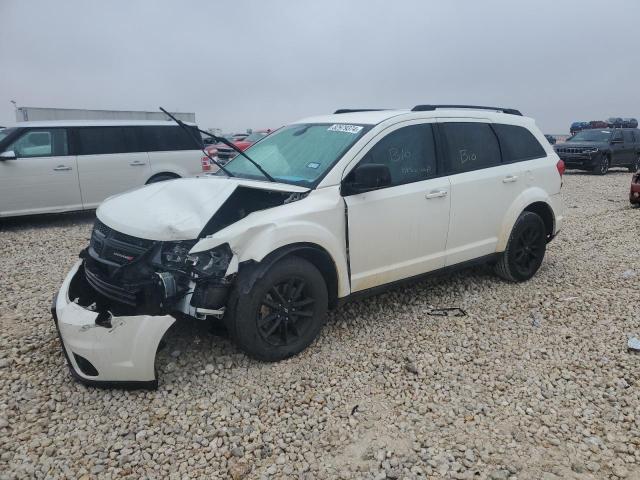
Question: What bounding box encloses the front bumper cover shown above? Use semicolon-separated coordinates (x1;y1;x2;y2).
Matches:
51;261;176;389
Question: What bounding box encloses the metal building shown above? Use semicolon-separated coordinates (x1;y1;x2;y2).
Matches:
15;107;195;123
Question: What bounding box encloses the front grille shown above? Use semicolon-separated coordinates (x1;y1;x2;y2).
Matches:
555;147;592;155
90;220;154;266
85;264;139;306
216;147;237;161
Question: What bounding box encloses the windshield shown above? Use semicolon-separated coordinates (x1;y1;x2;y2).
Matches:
223;123;370;187
244;132;268;143
568;130;611;142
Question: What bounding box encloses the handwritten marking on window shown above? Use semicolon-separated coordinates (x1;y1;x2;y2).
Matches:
459;149;477;164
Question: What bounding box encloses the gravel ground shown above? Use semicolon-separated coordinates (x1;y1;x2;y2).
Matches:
0;170;639;480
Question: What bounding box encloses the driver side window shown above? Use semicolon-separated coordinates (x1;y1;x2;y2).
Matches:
351;124;437;187
7;129;68;158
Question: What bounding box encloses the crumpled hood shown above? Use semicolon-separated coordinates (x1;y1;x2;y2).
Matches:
96;176;308;241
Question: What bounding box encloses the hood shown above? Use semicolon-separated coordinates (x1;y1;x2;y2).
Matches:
96;176;309;241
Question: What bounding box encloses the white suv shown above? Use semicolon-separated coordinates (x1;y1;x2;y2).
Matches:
0;120;204;217
52;105;564;388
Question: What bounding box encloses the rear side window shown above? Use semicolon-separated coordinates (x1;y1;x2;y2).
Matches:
623;130;634;143
355;124;437;187
140;126;200;151
76;127;143;155
493;124;546;162
8;128;68;158
440;122;501;173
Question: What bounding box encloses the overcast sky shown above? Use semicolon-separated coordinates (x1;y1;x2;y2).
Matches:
1;0;639;133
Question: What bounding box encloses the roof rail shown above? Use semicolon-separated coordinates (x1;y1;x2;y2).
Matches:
333;108;386;114
411;105;522;116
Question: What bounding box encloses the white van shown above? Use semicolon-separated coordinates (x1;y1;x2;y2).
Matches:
53;105;564;388
0;120;204;217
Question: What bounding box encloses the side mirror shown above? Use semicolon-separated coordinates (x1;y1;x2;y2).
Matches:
0;150;16;160
343;163;391;194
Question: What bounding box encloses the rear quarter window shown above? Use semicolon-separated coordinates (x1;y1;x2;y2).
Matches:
76;127;143;155
493;124;546;163
140;126;201;152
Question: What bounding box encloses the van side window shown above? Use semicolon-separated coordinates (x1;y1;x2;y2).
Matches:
7;129;68;158
141;126;200;152
493;124;546;162
77;127;141;155
353;124;437;187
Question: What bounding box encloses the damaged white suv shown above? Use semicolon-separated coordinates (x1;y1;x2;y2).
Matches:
52;105;564;388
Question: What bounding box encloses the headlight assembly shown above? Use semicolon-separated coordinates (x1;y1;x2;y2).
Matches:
187;244;233;278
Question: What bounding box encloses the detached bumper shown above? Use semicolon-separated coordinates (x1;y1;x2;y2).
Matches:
51;261;176;389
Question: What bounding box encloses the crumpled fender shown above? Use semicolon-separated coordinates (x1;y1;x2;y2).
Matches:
53;261;176;388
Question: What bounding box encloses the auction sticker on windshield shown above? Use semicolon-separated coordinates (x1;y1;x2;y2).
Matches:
327;124;363;134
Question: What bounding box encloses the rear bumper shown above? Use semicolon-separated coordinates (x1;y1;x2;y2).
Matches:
51;261;176;389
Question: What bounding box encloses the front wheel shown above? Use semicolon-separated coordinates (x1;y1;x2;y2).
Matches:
225;257;328;361
495;211;547;282
593;155;610;175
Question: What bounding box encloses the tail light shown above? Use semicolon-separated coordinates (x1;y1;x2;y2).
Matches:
556;159;565;177
201;157;211;172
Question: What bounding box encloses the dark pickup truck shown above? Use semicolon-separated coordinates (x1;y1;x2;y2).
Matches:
554;128;640;174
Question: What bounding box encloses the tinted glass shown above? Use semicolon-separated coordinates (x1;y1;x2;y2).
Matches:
8;128;68;157
569;130;611;142
77;127;135;155
612;130;623;141
355;124;437;186
623;130;634;143
493;124;546;162
441;122;501;173
140;126;200;151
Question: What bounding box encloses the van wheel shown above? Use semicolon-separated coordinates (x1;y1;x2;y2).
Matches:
495;211;547;282
629;156;640;173
226;257;328;361
147;173;179;184
593;155;609;175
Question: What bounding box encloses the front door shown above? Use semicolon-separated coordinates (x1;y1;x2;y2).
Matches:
0;128;82;216
342;121;451;293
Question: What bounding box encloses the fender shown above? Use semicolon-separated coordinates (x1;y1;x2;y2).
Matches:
496;187;554;251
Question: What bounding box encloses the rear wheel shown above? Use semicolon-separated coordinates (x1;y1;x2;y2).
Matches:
225;257;328;361
495;211;547;282
147;173;179;184
593;155;609;175
629;156;640;173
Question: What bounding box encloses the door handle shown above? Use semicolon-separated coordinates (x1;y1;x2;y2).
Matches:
129;161;146;166
53;165;72;171
502;175;518;183
425;190;448;199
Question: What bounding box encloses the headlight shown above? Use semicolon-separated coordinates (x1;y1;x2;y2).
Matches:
583;147;599;154
187;244;233;278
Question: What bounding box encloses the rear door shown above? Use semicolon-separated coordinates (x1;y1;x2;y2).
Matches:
621;130;635;165
439;119;520;266
610;130;626;165
0;128;82;216
75;126;150;208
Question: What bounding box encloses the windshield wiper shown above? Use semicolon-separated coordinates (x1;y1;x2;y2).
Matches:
160;107;276;182
160;107;235;178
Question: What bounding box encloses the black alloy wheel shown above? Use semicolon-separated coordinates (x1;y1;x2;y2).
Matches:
257;277;315;346
495;211;547;282
629;156;640;173
595;155;609;175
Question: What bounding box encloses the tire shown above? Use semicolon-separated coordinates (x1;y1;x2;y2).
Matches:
494;211;547;282
225;257;328;361
593;154;609;175
629;156;640;173
147;173;179;184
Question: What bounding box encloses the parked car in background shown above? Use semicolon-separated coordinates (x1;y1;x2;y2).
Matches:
554;128;640;174
52;104;564;387
623;118;638;128
544;134;557;145
0;120;203;217
607;117;624;128
630;172;640;205
570;121;589;135
203;129;274;167
589;120;608;129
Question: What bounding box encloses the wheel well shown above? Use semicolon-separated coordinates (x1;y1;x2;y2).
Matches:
524;202;554;239
146;172;180;184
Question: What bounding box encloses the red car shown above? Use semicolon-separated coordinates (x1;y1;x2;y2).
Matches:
201;129;273;172
631;172;640;205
